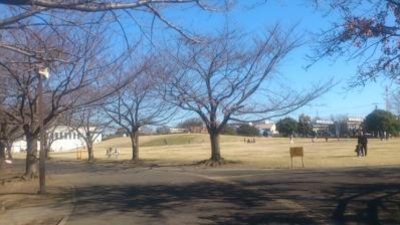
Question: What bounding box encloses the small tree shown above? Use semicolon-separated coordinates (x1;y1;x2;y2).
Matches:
63;106;111;162
177;117;204;133
276;117;298;137
104;56;176;161
221;125;236;135
156;126;170;135
237;124;260;137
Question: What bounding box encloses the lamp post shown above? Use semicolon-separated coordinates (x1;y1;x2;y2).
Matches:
38;67;49;195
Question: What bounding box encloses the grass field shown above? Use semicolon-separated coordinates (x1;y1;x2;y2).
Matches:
13;134;400;169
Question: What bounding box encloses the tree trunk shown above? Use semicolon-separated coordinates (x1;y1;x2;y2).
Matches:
25;133;38;177
209;130;222;161
44;134;50;159
0;141;5;170
130;131;139;161
6;143;12;160
87;142;94;161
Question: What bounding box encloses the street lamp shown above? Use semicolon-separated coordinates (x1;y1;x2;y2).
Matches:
38;67;49;195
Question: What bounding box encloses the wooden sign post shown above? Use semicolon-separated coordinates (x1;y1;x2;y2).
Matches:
290;147;304;168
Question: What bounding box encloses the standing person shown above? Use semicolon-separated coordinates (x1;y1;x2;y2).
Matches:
357;130;368;157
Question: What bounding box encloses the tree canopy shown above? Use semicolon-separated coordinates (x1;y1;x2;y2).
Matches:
159;27;331;164
276;117;298;137
364;109;400;136
297;114;313;137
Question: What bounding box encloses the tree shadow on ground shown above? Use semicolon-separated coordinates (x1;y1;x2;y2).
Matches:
330;183;400;225
60;181;318;225
228;167;400;225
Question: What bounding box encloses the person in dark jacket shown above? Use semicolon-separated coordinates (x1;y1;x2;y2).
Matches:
357;130;368;157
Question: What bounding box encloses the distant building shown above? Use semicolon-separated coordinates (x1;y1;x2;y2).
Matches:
169;127;186;134
254;120;278;136
11;125;102;153
346;117;363;130
342;117;363;137
312;119;334;136
313;117;364;137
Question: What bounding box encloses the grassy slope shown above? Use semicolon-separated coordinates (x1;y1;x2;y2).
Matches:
38;134;400;169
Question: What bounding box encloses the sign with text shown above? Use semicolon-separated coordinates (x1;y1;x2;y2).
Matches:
290;147;304;168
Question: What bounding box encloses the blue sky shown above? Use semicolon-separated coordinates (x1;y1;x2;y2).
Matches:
126;1;391;123
224;1;390;119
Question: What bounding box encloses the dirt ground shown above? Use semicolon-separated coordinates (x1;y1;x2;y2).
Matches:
1;157;400;225
2;137;400;224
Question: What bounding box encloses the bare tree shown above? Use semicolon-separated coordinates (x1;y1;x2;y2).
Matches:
0;116;23;162
0;1;230;42
104;56;176;161
62;105;111;161
0;22;124;178
0;74;24;164
159;27;332;165
311;0;400;86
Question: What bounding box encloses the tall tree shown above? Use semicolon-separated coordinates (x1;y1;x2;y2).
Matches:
0;22;123;178
177;117;204;133
276;117;298;137
364;109;400;136
160;27;332;165
298;114;313;137
312;0;400;86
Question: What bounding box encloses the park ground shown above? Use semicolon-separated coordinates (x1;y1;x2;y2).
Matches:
0;135;399;224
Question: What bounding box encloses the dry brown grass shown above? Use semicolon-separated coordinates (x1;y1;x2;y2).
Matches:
12;134;400;169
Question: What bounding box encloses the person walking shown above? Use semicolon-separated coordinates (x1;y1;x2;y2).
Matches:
357;130;368;157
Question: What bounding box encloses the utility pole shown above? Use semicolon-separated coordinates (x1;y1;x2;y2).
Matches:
38;67;50;195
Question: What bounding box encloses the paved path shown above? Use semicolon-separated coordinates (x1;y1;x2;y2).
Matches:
58;164;400;225
1;160;400;225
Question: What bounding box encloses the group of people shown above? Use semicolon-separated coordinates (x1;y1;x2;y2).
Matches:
356;130;368;157
105;147;120;158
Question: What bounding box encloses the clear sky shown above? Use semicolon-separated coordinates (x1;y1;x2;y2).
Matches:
167;1;391;121
129;1;392;124
225;1;391;120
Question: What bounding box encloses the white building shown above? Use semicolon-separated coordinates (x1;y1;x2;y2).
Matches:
11;125;102;153
254;120;278;135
